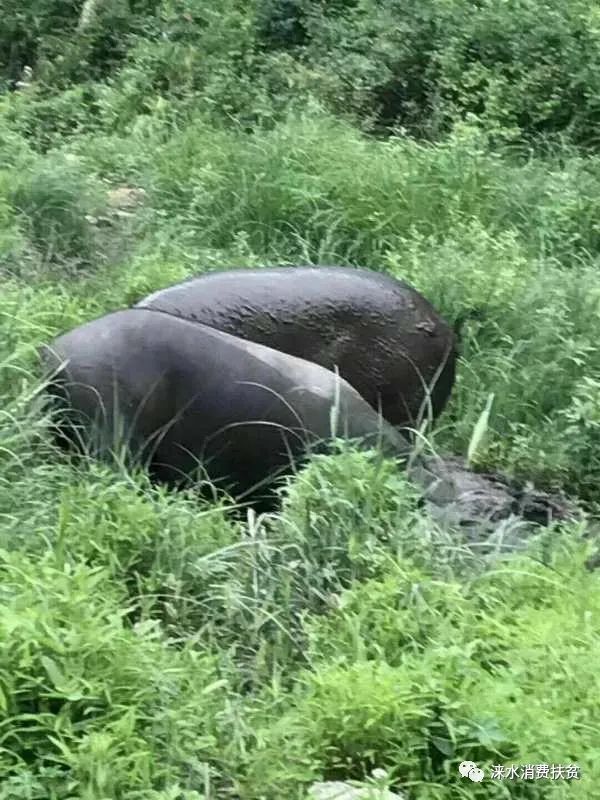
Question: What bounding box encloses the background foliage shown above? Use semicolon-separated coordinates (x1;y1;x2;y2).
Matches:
1;0;600;797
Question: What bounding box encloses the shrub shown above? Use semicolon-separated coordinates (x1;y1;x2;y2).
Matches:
240;530;599;798
0;549;229;797
262;0;600;144
7;153;105;265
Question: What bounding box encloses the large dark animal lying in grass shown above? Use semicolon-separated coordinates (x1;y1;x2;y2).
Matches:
135;266;457;429
40;306;574;535
40;308;410;507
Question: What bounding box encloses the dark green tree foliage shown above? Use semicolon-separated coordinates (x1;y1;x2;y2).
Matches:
3;0;600;145
256;0;310;49
283;0;600;142
0;0;160;90
435;0;600;145
0;0;78;87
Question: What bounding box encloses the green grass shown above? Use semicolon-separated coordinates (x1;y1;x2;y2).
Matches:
2;34;600;798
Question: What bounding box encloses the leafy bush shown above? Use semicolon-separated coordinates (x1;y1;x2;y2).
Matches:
436;0;600;145
4;86;102;152
264;0;600;143
0;0;161;90
7;0;600;146
240;532;599;798
0;549;229;798
0;0;79;87
6;153;105;265
0;178;26;268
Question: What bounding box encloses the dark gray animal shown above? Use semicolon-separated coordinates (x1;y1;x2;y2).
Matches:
134;266;457;429
40;308;411;506
40;306;573;532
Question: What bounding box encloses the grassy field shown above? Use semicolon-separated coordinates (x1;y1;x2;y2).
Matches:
2;2;600;798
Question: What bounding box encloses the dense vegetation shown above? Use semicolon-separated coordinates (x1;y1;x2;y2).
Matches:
1;1;600;797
